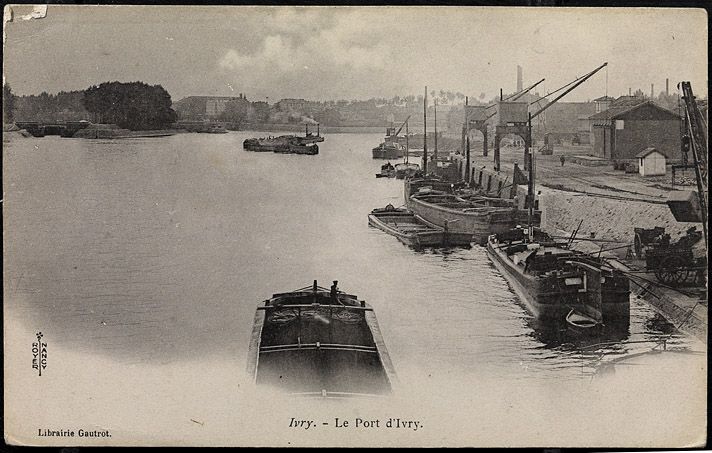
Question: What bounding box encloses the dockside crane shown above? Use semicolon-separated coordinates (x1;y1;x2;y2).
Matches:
676;81;708;250
524;62;608;241
393;115;411;138
463;78;546;181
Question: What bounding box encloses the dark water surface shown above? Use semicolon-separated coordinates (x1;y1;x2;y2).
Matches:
3;131;702;380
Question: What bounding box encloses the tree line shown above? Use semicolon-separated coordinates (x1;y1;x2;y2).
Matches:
83;82;176;130
3;81;177;130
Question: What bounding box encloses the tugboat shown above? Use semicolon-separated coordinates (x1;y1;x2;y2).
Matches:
372;116;410;159
372;141;405;159
246;280;397;397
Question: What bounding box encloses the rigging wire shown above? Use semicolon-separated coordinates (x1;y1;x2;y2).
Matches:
528;73;587;106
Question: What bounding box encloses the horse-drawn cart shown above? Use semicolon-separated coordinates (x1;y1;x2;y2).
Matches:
633;226;707;287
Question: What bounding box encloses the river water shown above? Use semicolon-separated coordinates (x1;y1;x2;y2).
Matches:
3;131;706;447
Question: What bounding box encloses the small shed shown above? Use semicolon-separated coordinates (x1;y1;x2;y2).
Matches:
636;147;667;176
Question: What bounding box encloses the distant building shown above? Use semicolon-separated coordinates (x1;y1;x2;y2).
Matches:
173;94;249;120
593;96;615;113
636;147;667;176
588;98;681;162
275;98;309;112
537;102;595;133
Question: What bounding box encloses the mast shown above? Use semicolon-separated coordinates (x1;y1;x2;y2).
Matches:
434;98;438;163
527;112;534;242
405;119;409;164
423;86;428;174
465;96;471;184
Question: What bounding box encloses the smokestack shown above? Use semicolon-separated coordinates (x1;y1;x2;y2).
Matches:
629;87;632;96
666;78;669;96
651;84;654;99
517;65;523;92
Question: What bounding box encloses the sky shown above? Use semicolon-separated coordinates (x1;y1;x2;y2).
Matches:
3;5;708;103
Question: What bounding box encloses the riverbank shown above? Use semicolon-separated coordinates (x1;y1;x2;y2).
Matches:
73;124;180;139
240;123;384;134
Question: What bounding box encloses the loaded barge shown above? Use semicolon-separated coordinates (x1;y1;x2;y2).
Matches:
487;228;630;327
247;281;397;397
407;190;536;246
243;124;323;155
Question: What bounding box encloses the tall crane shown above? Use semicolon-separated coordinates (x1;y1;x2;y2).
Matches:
678;81;708;249
393;115;411;138
524;62;608;241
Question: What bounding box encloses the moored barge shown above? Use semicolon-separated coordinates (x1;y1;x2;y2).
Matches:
407;191;537;246
368;205;471;247
486;228;630;326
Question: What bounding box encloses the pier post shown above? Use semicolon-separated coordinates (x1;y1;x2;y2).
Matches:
423;86;428;174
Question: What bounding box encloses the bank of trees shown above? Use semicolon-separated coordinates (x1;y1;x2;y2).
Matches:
9;89;88;123
83;82;177;130
3;84;15;123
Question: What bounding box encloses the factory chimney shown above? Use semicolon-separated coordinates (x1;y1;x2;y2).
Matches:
629;87;632;96
517;65;523;92
650;84;654;99
666;78;669;96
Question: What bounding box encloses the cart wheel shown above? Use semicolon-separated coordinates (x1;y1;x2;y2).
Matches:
654;255;689;287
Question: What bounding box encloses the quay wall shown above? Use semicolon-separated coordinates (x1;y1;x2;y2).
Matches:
459;164;701;245
538;188;702;244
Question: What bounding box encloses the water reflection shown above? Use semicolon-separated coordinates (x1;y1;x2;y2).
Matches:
3;132;703;381
526;316;631;349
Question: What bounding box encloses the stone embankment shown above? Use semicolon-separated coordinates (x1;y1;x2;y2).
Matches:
73;124;178;139
539;187;701;245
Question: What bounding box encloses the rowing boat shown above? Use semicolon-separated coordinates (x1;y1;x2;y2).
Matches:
368;205;471;247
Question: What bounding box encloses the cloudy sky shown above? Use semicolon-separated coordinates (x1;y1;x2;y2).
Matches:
3;5;708;103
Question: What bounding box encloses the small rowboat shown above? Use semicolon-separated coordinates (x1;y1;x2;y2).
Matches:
375;162;396;178
368;205;472;247
247;280;397;397
394;162;420;179
565;308;603;335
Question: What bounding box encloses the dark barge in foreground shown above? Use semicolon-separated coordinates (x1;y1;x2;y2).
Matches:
247;281;397;397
